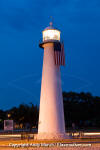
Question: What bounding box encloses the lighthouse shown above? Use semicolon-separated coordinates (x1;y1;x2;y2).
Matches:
36;22;66;139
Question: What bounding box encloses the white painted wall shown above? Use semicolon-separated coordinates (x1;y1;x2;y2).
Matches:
37;43;66;139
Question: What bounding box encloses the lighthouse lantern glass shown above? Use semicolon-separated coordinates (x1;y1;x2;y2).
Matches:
43;29;60;42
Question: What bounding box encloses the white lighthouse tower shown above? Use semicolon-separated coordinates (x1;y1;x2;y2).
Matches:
36;22;66;139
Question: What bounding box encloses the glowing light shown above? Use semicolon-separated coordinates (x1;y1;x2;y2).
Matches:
43;29;60;42
84;132;100;136
68;132;100;137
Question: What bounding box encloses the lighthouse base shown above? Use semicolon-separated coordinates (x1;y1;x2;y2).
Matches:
34;133;68;140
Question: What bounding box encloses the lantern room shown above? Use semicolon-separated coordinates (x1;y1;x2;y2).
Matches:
39;22;61;48
43;22;60;42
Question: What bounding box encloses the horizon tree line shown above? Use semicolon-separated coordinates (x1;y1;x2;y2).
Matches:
0;91;100;130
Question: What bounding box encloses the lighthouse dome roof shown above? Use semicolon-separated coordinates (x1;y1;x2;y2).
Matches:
43;22;59;31
44;26;54;30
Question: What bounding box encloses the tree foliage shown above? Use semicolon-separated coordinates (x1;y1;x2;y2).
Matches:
63;91;100;128
4;103;39;130
0;91;100;130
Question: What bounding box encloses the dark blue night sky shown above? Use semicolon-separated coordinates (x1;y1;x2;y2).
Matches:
0;0;100;110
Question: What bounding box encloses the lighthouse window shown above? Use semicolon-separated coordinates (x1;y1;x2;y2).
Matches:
43;29;60;42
